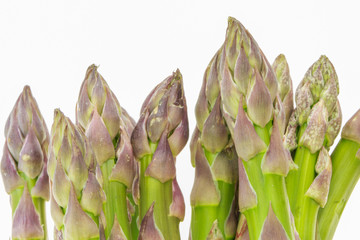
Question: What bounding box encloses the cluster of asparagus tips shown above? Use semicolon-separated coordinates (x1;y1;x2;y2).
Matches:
1;86;49;240
285;55;341;240
131;69;188;240
76;65;137;239
48;109;105;239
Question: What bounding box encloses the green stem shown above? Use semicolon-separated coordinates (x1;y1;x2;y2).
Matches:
191;206;217;240
217;181;235;240
264;174;294;239
112;181;130;239
101;159;131;239
140;142;175;240
127;193;139;240
299;197;318;240
286;124;319;240
242;153;268;240
317;139;360;240
242;125;269;240
10;188;23;215
164;180;180;240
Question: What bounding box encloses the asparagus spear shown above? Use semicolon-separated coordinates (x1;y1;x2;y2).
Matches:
190;43;239;239
1;86;49;240
47;109;105;240
219;17;296;240
317;109;360;240
76;65;137;239
131;70;188;240
285;55;341;240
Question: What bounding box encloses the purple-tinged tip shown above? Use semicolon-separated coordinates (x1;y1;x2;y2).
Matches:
246;70;273;128
260;204;288;240
299;100;328;153
211;147;238;183
110;128;135;188
109;215;127;240
233;97;267;161
1;144;24;194
64;184;99;239
238;159;257;212
201;96;229;153
131;112;152;159
80;171;105;216
190;142;220;206
145;131;176;183
12;185;44;239
169;178;185;221
86;109;115;165
341;109;360;144
305;147;332;207
261;117;291;176
138;203;165;240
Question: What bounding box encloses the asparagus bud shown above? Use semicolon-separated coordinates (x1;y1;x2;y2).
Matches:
132;70;188;240
48;109;104;239
1;86;49;240
76;65;136;239
285;55;341;240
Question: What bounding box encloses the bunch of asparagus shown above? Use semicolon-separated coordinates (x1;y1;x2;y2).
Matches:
2;16;360;240
190;17;360;240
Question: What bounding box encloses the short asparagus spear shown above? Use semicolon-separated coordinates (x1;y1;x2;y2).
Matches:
285;56;342;240
131;70;188;240
317;109;360;240
76;65;137;239
1;86;49;240
218;17;296;240
48;109;105;240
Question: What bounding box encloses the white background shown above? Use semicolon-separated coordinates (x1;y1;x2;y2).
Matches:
0;1;359;239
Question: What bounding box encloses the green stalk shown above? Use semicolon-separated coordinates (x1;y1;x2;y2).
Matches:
317;139;360;240
241;126;269;240
11;188;23;216
264;174;294;239
101;160;115;238
127;193;139;240
164;181;180;240
286;125;319;240
101;159;131;239
243;153;268;240
242;124;295;240
140;143;177;240
191;206;217;240
217;181;235;240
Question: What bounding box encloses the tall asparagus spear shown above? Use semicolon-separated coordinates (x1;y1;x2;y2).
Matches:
48;109;105;240
317;109;360;240
190;44;239;239
285;55;342;240
131;70;188;240
219;17;296;240
1;86;49;240
76;65;137;239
